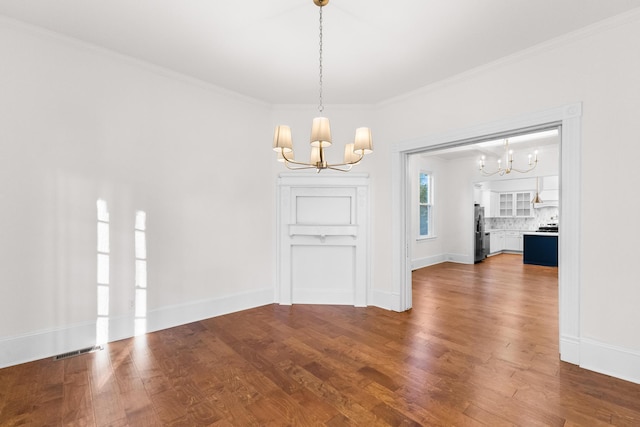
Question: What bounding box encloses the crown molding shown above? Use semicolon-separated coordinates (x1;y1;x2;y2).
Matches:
0;15;271;108
378;7;640;108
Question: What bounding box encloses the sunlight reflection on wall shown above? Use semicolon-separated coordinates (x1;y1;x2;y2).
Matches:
135;210;147;336
96;199;110;344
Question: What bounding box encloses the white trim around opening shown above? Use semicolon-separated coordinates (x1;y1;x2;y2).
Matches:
391;102;582;365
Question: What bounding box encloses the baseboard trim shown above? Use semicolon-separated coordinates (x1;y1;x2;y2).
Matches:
370;290;400;311
0;321;97;370
446;253;474;264
411;254;446;270
145;287;273;334
560;334;581;365
0;287;273;369
291;290;355;306
411;253;474;270
580;338;640;385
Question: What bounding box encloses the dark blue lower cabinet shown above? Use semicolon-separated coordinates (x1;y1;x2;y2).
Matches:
523;234;558;267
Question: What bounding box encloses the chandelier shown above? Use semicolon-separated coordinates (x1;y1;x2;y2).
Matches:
478;139;538;176
272;0;373;172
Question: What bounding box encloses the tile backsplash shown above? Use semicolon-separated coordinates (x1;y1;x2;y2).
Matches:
485;206;559;230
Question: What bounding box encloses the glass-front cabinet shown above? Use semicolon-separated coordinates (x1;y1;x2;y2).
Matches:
499;193;513;217
515;192;533;217
499;191;533;217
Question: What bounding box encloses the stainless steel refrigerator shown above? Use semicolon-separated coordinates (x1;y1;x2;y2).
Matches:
474;204;485;263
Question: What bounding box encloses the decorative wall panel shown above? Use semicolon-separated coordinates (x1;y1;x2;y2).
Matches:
276;173;370;306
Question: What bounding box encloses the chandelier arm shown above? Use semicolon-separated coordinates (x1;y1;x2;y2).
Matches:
327;164;354;172
281;150;328;170
282;161;317;171
479;168;507;177
509;162;538;174
280;150;312;166
325;157;364;169
279;150;319;169
347;152;365;165
282;159;360;172
479;167;502;177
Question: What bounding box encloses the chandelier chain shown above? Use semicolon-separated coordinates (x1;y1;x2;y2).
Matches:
318;5;324;113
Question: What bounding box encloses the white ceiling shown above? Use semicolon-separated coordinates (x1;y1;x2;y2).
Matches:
1;0;640;104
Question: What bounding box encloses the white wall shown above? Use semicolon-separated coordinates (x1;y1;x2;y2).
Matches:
0;19;274;366
440;156;478;261
369;11;640;381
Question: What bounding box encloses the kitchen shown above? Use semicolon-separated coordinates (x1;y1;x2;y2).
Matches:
410;128;560;271
474;175;559;266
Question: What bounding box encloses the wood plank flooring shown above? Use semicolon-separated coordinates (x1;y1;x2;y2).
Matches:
2;254;640;425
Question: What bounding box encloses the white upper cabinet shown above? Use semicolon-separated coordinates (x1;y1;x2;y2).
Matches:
498;191;534;217
479;175;560;215
515;192;533;217
499;192;514;217
480;190;499;217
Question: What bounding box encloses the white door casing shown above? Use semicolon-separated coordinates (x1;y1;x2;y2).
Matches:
391;103;582;365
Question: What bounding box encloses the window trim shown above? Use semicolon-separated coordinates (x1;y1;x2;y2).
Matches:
418;170;434;239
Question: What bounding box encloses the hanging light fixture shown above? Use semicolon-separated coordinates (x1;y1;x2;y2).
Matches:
272;0;373;172
532;177;543;204
478;139;538;176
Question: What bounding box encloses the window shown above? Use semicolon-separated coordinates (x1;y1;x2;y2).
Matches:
419;172;433;237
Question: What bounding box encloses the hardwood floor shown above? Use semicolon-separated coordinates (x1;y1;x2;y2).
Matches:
2;254;640;425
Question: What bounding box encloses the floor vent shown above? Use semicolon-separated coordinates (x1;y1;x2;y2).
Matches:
53;345;104;361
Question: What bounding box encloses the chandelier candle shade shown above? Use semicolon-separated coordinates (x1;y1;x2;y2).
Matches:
478;139;538;176
272;0;373;172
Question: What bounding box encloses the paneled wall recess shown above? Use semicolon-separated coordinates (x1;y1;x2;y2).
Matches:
276;173;370;306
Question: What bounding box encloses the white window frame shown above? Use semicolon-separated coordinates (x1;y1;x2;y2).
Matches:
418;171;434;239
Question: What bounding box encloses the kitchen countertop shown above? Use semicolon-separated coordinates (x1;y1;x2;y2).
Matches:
486;229;558;236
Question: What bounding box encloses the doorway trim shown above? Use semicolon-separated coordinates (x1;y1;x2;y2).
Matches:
391;103;582;364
